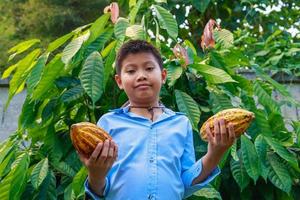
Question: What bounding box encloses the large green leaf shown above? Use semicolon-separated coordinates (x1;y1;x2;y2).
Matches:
8;39;40;56
1;64;18;79
241;135;261;182
213;29;234;48
251;109;273;136
26;53;49;95
152;5;178;40
72;167;87;197
61;85;85;103
103;45;116;90
129;0;144;24
191;64;237;84
264;136;298;169
8;49;41;99
193;185;221;199
125;25;146;40
32;54;65;100
33;170;57;200
79;51;104;106
30;158;49;189
0;152;30;200
114;17;130;40
230;151;250;191
254;135;269;181
18;97;39;129
254;81;280;113
252;65;300;107
192;0;210;13
86;13;110;45
0;149;15;178
209;92;232;113
267;153;292;193
47;32;74;52
62;32;90;64
166;63;183;87
175;89;200;130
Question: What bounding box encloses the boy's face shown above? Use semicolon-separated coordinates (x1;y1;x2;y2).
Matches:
115;52;167;105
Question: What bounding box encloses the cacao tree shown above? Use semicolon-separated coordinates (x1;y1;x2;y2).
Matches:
1;0;300;199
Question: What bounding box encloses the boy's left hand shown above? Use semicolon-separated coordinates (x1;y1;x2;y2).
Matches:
206;118;236;158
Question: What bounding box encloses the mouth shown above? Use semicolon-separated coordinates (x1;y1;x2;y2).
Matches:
135;84;151;88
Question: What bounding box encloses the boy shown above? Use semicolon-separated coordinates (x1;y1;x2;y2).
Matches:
79;40;236;199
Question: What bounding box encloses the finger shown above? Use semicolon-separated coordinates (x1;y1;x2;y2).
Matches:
107;140;115;161
206;123;213;142
220;118;228;143
228;123;235;142
89;142;103;162
214;119;221;143
99;139;110;162
77;151;88;165
114;143;118;161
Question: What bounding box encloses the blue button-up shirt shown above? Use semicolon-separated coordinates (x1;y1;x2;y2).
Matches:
85;106;220;200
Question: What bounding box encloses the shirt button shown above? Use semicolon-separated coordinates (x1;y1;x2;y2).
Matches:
149;159;154;163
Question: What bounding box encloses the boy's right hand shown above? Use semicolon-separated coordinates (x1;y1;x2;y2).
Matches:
78;139;118;182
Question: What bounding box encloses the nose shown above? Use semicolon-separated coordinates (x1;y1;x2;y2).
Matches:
137;70;147;81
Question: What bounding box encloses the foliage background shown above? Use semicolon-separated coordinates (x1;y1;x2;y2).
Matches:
0;0;300;200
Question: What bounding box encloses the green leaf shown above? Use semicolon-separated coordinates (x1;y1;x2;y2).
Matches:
0;149;15;177
80;51;104;106
103;45;116;89
209;92;232;113
32;54;65;100
8;39;40;55
241;135;261;182
47;32;74;52
86;13;110;45
191;64;237;84
26;53;49;95
62;32;90;64
9;49;41;99
86;27;114;57
31;158;49;189
252;109;273;136
175;89;201;130
0;152;30;200
152;5;178;40
18;97;39;129
254;135;269;181
125;25;146;40
230;151;250;191
214;29;234;48
264;136;298;169
0;140;15;164
33;170;57;200
129;0;145;24
267;153;292;193
231;141;239;161
1;64;18;79
252;65;300;107
254;81;280;113
61;85;85;103
166;63;183;87
114;18;130;40
72;167;87;197
193;185;221;199
192;0;210;13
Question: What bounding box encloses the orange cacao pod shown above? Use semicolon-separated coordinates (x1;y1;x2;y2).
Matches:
200;108;255;141
70;122;112;157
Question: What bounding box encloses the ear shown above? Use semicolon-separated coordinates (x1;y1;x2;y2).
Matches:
115;74;123;89
161;69;167;84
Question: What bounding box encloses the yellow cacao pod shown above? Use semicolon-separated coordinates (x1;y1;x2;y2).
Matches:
200;108;255;141
70;122;112;157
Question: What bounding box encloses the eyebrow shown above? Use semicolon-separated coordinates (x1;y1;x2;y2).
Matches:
124;61;156;68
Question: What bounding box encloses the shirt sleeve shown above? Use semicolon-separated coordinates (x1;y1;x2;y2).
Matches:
84;177;110;200
180;120;221;199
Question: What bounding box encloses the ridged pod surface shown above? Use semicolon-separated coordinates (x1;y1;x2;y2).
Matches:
200;108;255;141
70;122;112;157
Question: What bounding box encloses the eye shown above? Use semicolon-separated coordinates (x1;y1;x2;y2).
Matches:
146;67;154;71
126;70;135;74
